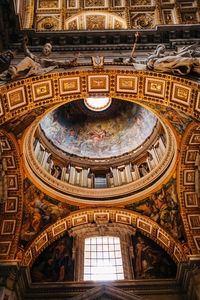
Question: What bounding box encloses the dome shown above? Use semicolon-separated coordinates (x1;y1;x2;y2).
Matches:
40;99;157;159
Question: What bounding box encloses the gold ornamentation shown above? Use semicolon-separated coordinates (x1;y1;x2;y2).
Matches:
181;12;197;24
163;10;174;25
68;0;77;7
131;0;151;5
172;83;191;105
37;16;60;31
145;78;165;98
38;0;59;8
7;87;26;111
85;0;105;7
88;75;109;91
117;76;137;93
131;13;154;29
32;80;53;101
86;15;106;30
59;77;80;94
114;19;123;29
183;170;195;185
68;19;78;30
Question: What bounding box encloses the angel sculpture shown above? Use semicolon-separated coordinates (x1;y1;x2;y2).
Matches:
0;37;79;81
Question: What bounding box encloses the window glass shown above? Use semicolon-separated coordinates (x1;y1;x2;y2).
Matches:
84;236;124;281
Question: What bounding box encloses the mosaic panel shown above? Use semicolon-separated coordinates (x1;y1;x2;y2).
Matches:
88;75;109;92
7;87;26;111
172;83;191;106
59;77;80;95
116;75;138;93
145;78;166;98
1;220;16;235
5;197;18;213
32;80;53;101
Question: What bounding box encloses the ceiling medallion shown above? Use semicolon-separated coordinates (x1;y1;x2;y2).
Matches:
84;97;112;112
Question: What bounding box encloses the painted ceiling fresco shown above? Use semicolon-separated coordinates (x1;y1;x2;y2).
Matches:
40;101;157;159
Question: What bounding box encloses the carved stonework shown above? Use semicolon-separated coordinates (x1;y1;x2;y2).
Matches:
131;13;155;29
36;16;60;31
38;0;59;8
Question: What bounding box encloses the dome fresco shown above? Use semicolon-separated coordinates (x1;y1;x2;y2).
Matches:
40;101;157;159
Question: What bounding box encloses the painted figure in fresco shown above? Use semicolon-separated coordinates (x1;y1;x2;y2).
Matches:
51;239;72;281
89;128;107;147
147;44;200;75
3;37;79;80
41;102;157;159
31;234;74;282
150;185;176;232
135;236;154;278
21;182;70;243
133;234;176;279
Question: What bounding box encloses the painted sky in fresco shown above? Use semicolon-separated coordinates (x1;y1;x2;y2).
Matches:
40;102;157;158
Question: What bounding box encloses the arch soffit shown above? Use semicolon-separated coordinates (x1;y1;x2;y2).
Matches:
64;11;128;30
0;129;24;260
0;69;199;128
177;122;200;255
21;208;186;267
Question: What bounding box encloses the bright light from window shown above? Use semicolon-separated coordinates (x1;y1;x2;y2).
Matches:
84;97;111;111
84;236;124;281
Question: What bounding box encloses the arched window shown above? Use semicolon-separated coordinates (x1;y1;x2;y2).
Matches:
84;236;124;280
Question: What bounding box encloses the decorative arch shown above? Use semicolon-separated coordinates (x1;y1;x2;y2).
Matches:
0;70;199;128
0;130;24;260
64;11;127;30
177;122;200;254
21;208;186;267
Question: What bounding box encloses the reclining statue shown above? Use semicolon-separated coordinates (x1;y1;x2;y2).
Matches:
146;44;200;75
0;38;79;81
